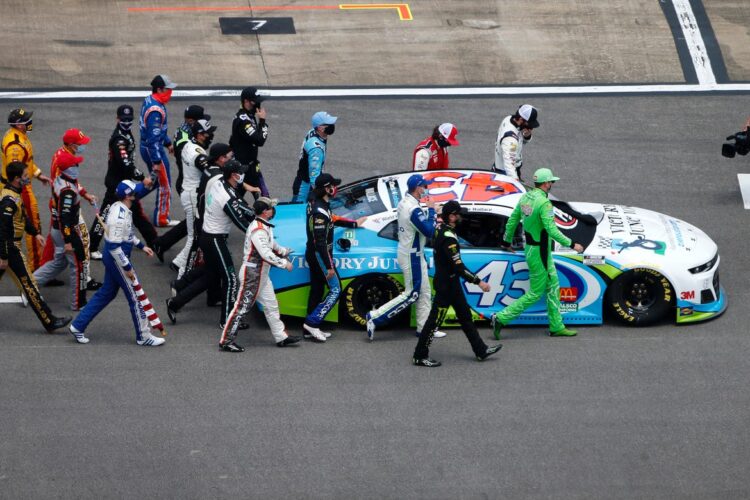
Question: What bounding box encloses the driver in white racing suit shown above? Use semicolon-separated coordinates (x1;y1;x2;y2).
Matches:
365;174;445;340
493;104;540;181
221;197;302;349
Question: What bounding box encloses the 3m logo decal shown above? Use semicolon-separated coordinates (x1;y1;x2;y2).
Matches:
680;290;695;300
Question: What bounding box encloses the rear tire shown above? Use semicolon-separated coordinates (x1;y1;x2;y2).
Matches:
607;268;674;326
342;274;404;326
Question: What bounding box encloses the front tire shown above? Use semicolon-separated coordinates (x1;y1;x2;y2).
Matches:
342;274;404;326
607;268;674;326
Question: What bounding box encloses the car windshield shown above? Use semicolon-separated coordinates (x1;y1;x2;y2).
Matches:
329;178;387;219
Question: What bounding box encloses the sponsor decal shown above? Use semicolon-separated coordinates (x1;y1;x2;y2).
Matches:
560;287;578;303
602;205;647;236
422;171;522;203
680;307;694;316
680;290;695;300
612;237;666;255
559;303;578;313
554;210;578;229
583;255;606;266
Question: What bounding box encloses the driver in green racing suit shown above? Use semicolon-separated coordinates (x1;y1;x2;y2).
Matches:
491;167;584;338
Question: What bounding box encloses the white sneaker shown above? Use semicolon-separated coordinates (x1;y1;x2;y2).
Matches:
366;312;375;341
20;292;28;308
137;332;166;346
433;330;447;338
167;220;181;227
69;325;90;344
90;251;103;260
302;323;326;342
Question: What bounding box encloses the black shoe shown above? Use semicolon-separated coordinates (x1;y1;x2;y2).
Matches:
206;299;222;307
276;335;302;347
153;241;164;263
46;316;72;333
169;262;180;273
476;343;503;361
45;278;65;287
220;342;244;353
412;357;442;367
165;298;177;325
86;279;103;291
169;280;179;297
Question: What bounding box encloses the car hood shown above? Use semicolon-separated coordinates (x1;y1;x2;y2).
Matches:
565;202;717;267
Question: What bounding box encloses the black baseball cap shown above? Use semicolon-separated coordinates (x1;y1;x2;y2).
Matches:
184;104;210;121
240;87;265;103
223;159;248;174
208;143;232;161
315;173;342;189
442;200;466;218
116;104;134;122
150;74;177;89
191;119;217;136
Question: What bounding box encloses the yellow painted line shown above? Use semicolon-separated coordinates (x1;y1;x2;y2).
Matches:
339;3;412;21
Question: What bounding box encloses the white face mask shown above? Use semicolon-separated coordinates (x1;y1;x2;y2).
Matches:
235;173;245;184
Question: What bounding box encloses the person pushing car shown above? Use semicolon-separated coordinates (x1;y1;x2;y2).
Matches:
491;167;584;338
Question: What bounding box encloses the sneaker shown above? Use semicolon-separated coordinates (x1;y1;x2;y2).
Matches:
412;357;442;367
366;312;375;341
169;280;178;298
86;279;103;291
302;323;327;342
550;327;577;337
414;330;447;338
220;342;244;352
69;324;90;344
165;298;177;324
169;262;180;273
45;278;65;287
90;251;103;261
491;313;503;340
167;220;181;227
45;316;71;332
137;333;165;346
276;335;302;347
476;343;503;361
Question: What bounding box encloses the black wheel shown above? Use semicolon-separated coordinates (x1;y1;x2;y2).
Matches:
342;274;404;326
606;268;674;326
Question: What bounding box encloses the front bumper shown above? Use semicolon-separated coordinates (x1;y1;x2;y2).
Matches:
676;285;728;324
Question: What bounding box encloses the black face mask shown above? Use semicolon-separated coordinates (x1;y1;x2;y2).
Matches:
324;124;335;135
204;133;214;148
437;137;450;148
119;121;133;132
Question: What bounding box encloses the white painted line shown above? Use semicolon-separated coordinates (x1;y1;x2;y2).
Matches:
1;83;750;101
672;0;716;85
0;296;24;304
738;174;750;209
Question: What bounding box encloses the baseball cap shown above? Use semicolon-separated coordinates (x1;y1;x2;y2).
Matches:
208;143;232;161
406;174;432;192
150;74;177;89
56;152;84;170
311;111;337;128
191;119;217;136
315;173;342;189
438;123;460;146
116;180;137;199
116;104;134;122
253;196;279;214
517;104;540;128
442;200;466;218
240;87;266;103
8;108;32;125
532;167;560;183
62;128;91;146
223;159;248;174
184;104;209;121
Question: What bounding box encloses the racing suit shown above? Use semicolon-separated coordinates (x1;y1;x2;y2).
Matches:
493;115;530;181
414;223;489;360
413;137;449;171
368;192;436;331
173;121;193;195
89;125;157;254
72;196;154;342
221;216;291;346
172;139;209;276
493;188;574;333
0;183;60;331
292;129;326;203
139;93;173;226
1;127;43;269
304;196;358;327
229;108;269;198
34;170;87;310
200;178;254;327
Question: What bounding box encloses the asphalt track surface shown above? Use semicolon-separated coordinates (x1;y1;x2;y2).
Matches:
1;96;750;499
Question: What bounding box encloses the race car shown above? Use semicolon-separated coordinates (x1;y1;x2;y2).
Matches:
270;169;726;327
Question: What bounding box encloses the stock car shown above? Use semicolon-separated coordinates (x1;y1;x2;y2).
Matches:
270;169;726;327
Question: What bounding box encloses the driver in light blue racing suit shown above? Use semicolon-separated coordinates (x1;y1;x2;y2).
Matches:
69;180;165;347
291;111;337;203
365;174;446;341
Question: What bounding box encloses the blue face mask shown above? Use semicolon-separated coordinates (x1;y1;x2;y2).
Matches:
65;167;79;180
76;144;87;153
20;177;31;186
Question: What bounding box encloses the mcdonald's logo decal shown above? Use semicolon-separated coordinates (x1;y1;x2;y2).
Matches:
560;287;578;303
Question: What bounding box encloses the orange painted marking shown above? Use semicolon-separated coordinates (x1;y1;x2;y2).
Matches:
339;3;412;21
127;3;413;20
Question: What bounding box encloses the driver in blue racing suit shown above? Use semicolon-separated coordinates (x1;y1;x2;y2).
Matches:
292;111;337;203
